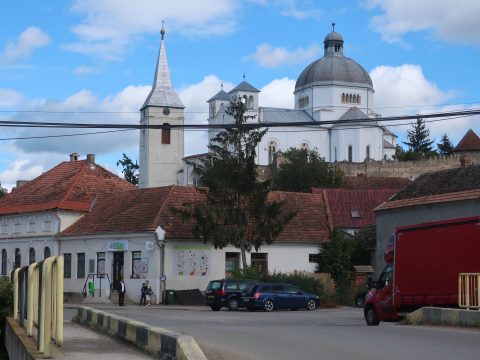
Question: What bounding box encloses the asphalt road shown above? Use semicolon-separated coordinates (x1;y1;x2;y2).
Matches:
66;305;480;360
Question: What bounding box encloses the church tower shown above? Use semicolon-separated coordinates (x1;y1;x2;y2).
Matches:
139;25;184;188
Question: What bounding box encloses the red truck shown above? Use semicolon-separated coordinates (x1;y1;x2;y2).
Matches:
364;216;480;326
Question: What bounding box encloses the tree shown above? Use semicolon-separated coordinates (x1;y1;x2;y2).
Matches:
437;133;454;155
116;153;139;186
402;117;435;157
178;98;296;268
272;148;343;192
0;182;6;197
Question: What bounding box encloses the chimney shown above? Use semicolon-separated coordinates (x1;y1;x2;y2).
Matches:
87;154;96;169
460;155;472;168
69;152;79;161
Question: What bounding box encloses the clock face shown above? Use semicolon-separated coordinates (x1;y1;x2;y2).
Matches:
163;107;170;115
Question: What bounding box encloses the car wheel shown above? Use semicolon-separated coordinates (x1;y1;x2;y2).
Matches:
263;299;275;312
306;299;317;310
210;305;221;311
227;298;240;311
355;294;365;308
365;305;380;326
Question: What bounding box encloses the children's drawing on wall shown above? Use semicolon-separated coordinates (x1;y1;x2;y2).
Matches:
174;246;210;276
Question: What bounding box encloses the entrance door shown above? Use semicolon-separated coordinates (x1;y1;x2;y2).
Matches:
112;252;124;290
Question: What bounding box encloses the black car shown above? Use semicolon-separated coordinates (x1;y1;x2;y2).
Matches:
204;279;259;311
242;283;320;311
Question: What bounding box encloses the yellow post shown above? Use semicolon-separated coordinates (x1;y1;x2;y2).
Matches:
13;268;21;320
55;256;64;346
27;263;36;336
42;257;54;358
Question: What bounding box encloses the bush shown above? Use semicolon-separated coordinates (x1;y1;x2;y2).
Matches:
0;277;13;353
228;267;325;299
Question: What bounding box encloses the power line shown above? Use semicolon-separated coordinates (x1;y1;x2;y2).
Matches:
0;129;134;141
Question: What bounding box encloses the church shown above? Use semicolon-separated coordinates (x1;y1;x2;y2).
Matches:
139;25;396;188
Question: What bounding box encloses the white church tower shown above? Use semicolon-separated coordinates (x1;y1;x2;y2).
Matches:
139;25;184;188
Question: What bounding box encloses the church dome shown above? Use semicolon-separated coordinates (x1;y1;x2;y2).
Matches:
295;30;373;91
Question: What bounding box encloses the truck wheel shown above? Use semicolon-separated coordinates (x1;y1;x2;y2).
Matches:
365;306;380;326
227;298;240;311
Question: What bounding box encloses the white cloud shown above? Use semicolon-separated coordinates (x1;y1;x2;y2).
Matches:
245;43;321;68
259;77;295;108
249;0;322;20
73;65;102;75
366;0;480;46
0;27;50;65
0;88;23;107
65;0;238;60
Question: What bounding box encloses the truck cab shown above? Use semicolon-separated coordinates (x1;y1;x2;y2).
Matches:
364;264;396;325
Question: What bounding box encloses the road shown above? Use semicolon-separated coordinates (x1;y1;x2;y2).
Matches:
67;305;480;360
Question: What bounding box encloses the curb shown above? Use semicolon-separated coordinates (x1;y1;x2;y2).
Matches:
72;306;207;360
403;307;480;327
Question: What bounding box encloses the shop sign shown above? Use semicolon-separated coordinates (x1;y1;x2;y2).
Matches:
105;240;128;251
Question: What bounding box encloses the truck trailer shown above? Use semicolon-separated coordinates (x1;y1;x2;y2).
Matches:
364;216;480;326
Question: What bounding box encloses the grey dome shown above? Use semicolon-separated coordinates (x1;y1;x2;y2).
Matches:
295;31;373;91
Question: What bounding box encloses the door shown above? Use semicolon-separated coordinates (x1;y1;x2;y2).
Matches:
374;265;395;321
112;252;124;290
284;284;306;308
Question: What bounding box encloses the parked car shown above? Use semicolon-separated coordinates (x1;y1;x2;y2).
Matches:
242;283;320;312
204;279;259;311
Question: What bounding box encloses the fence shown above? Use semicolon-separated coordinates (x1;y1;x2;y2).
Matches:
458;273;480;310
13;256;64;358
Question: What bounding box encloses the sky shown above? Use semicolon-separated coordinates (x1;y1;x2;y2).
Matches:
1;0;479;190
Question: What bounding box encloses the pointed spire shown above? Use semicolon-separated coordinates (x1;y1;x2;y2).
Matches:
141;23;184;110
221;81;223;90
243;71;246;80
332;22;335;32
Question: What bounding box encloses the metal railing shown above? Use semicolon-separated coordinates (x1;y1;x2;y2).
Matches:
13;256;64;358
82;273;112;298
458;273;480;310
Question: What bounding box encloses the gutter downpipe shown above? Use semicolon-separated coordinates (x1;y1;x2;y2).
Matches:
155;226;166;304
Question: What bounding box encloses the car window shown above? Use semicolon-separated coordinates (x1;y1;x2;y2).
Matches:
284;284;300;294
238;281;252;290
271;285;284;293
259;285;270;293
225;281;239;290
207;281;222;291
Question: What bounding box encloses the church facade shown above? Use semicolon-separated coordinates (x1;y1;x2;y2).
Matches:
139;27;396;188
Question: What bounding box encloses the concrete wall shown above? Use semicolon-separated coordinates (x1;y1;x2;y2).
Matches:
5;317;39;360
374;199;480;277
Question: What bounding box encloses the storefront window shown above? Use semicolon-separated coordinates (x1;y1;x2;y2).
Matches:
132;251;141;278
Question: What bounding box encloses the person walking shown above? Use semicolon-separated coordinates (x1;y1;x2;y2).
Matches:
139;280;149;306
146;285;153;306
118;277;126;306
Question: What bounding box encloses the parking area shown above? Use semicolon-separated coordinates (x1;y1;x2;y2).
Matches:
67;305;480;360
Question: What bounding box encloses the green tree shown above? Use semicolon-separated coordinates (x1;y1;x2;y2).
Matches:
178;98;296;268
0;278;13;353
437;133;454;155
272;148;343;192
116;153;139;186
0;183;6;197
402;117;435;157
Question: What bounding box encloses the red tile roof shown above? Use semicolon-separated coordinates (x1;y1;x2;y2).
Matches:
60;187;332;244
0;160;134;215
454;129;480;152
342;175;410;190
312;188;398;228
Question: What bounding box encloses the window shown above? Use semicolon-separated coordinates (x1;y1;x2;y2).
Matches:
64;253;71;278
44;246;51;259
1;224;7;234
248;95;254;109
298;94;309;108
351;209;361;218
309;254;319;263
358;95;361;104
284;284;300;294
97;252;105;274
334;147;337;162
77;253;85;278
301;142;309;151
89;259;95;274
378;265;393;288
132;251;142;278
14;248;21;269
341;93;345;102
225;252;240;272
43;221;51;232
1;249;6;275
29;248;35;265
268;141;277;165
348;146;353;162
366;145;370;160
161;123;171;144
251;253;267;274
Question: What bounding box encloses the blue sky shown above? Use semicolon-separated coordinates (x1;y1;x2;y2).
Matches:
1;0;479;189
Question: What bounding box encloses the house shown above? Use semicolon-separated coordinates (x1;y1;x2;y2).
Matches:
0;156;332;303
373;161;480;276
452;129;480;158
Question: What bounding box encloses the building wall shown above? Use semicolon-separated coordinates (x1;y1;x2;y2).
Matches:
163;241;320;292
331;126;384;162
374;199;480;277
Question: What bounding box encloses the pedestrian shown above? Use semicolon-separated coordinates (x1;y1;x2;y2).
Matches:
118;277;126;306
139;280;149;306
146;285;153;306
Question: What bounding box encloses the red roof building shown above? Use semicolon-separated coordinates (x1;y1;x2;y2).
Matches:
453;129;480;152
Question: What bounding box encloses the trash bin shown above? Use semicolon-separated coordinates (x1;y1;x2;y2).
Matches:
165;290;175;305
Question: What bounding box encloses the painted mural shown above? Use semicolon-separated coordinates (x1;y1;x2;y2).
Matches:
174;245;211;276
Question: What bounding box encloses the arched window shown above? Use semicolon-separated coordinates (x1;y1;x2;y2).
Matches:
348;146;353;162
14;248;21;269
242;95;247;104
341;93;345;102
358;95;361;104
29;248;35;265
1;249;6;275
354;94;358;103
161;123;171;144
268;141;277;165
366;145;370;161
44;246;51;259
248;95;254;109
301;143;309;151
349;94;353;103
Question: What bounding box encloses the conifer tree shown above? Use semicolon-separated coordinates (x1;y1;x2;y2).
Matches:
178;98;295;268
402;117;435;157
116;153;139;186
437;134;454;155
